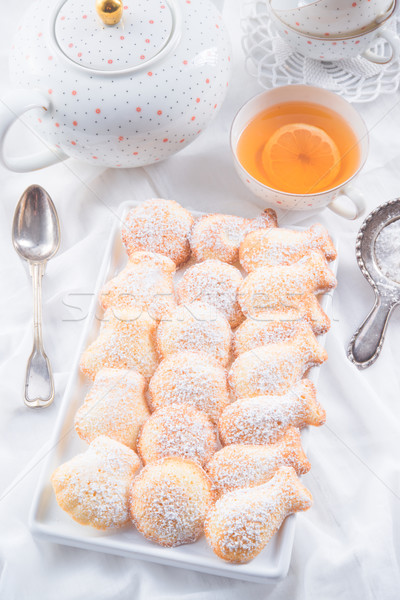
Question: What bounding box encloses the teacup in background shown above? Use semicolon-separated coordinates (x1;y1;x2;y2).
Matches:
230;86;368;220
269;5;400;63
270;0;395;37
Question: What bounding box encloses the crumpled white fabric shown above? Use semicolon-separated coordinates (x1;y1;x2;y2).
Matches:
1;1;400;598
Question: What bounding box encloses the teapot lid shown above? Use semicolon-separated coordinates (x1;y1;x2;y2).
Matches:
54;0;176;72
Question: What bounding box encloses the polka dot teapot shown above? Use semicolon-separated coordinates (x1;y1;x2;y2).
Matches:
0;0;230;172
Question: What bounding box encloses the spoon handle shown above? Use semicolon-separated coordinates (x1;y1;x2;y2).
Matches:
25;262;55;408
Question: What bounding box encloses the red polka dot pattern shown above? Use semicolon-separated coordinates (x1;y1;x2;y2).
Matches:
10;0;232;168
55;0;174;72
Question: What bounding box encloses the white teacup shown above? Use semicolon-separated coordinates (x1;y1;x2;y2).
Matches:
270;0;395;37
270;8;400;63
230;86;368;220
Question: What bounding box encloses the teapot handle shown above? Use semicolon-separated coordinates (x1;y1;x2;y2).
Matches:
0;89;68;172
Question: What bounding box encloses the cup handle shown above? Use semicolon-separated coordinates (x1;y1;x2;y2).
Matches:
362;28;400;65
327;185;366;220
0;89;68;172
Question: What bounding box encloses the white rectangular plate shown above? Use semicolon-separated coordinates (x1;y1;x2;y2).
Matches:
29;201;337;584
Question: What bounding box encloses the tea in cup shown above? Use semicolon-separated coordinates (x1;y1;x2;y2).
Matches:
231;86;368;219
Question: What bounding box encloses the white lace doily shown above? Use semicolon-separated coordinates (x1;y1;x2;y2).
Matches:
242;1;400;103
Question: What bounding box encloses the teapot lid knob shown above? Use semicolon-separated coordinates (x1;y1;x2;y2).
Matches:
95;0;123;25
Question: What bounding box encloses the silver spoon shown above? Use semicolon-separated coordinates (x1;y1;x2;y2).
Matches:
12;185;60;408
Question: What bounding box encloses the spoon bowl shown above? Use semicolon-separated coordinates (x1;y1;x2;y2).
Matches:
13;185;60;263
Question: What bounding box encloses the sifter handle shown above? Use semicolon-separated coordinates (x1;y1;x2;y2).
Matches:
348;293;397;369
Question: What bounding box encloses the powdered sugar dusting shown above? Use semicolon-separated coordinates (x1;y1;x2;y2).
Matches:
375;219;400;283
239;252;337;319
121;199;194;266
60;199;335;559
218;380;325;445
191;214;246;263
138;404;218;466
240;224;336;272
100;251;176;320
233;311;305;356
190;209;277;264
75;368;150;449
204;466;312;563
177;259;244;328
80;309;159;380
157;301;232;366
130;457;214;547
205;428;310;497
149;351;230;423
51;436;141;529
229;326;327;398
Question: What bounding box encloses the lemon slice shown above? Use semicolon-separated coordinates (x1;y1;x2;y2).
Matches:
262;123;341;194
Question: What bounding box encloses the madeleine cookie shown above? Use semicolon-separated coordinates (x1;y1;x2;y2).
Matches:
121;199;194;267
240;224;337;272
80;308;158;381
156;301;232;367
177;259;244;328
149;351;230;423
191;209;277;264
228;323;327;398
204;466;312;563
100;251;176;320
130;457;214;547
75;368;150;450
205;427;310;498
51;436;141;530
137;404;217;466
218;380;326;446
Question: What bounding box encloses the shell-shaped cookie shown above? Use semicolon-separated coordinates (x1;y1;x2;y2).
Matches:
149;350;230;424
156;301;232;367
75;368;150;449
191;209;277;264
137;403;217;466
100;251;176;320
51;436;141;529
130;457;214;547
80;308;158;381
177;259;244;328
121;199;194;267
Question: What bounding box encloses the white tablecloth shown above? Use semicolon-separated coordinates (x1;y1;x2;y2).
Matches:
1;1;400;598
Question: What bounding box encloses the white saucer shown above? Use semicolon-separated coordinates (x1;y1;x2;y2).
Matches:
242;1;400;103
